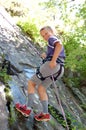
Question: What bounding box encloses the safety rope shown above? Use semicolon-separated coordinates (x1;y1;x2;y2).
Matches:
52;75;69;130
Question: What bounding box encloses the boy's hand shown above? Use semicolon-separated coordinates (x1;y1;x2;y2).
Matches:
49;60;57;69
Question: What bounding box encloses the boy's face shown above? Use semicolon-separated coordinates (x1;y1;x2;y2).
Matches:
40;29;53;41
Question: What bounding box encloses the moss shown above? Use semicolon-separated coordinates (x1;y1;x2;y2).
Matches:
49;119;56;128
8;102;16;125
80;104;86;111
48;104;71;129
4;84;16;125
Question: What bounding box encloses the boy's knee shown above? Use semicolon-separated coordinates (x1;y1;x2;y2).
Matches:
38;85;46;93
28;80;36;87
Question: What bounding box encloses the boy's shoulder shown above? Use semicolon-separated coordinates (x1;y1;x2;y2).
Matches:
49;35;60;43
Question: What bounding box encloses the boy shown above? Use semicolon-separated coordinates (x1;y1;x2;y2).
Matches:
15;26;65;121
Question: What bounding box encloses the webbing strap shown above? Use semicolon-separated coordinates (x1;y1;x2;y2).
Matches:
36;67;45;81
50;65;62;81
42;56;64;65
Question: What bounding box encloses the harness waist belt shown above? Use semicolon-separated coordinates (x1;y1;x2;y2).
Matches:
42;56;64;65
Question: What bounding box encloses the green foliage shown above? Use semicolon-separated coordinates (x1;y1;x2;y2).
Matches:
4;86;16;125
48;104;73;129
0;68;11;84
62;27;86;85
66;45;86;73
0;54;11;84
48;104;86;130
17;17;40;42
80;104;86;111
61;0;86;85
42;0;57;8
8;102;16;125
4;86;10;93
77;1;86;20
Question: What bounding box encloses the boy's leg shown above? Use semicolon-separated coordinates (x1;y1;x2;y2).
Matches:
34;62;63;121
34;85;50;121
38;85;48;113
27;60;60;109
28;80;36;94
15;80;36;117
27;80;36;108
27;62;63;120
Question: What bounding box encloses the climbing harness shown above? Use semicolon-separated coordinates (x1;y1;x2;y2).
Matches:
36;56;64;81
52;75;69;130
36;64;63;81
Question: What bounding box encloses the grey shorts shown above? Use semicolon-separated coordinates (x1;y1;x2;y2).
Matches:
30;61;64;89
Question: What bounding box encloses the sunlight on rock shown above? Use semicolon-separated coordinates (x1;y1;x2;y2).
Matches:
0;84;5;99
0;6;15;31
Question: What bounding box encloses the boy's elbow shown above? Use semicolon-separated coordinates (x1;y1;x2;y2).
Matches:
55;42;62;48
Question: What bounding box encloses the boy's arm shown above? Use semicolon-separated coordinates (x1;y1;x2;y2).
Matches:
49;42;62;68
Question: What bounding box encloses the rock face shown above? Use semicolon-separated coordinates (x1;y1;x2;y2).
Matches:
0;6;86;130
0;83;9;130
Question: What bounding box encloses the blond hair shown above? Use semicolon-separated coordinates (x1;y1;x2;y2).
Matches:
40;26;53;32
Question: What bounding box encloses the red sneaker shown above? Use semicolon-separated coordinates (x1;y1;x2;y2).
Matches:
15;103;31;117
34;112;50;121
